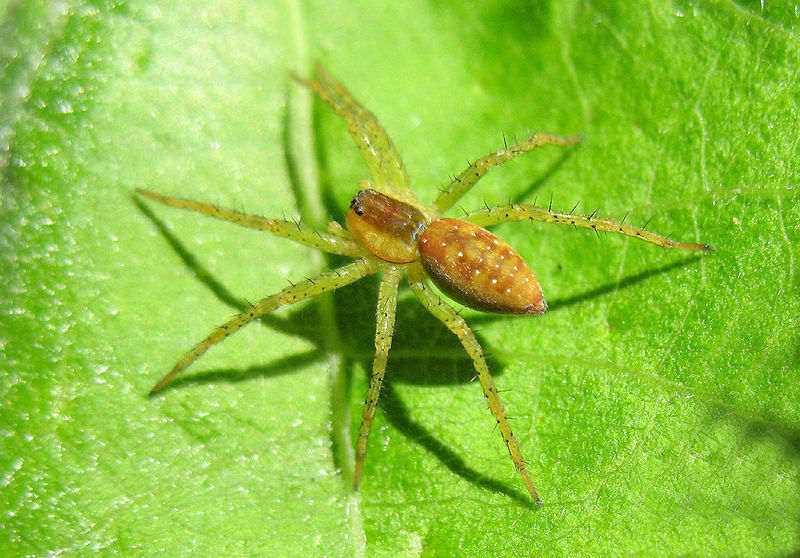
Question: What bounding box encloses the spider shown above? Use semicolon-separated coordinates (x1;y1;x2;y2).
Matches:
137;66;712;503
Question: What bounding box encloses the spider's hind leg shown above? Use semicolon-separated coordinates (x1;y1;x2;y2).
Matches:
435;133;581;213
406;263;541;503
464;203;714;252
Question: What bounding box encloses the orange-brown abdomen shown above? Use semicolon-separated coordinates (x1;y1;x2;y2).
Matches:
418;218;546;315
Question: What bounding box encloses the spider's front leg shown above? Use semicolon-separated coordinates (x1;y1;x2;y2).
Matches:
136;189;364;257
354;265;404;491
148;258;376;394
406;263;541;503
293;66;415;201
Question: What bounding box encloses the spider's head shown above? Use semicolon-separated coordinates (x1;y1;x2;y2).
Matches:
346;188;429;264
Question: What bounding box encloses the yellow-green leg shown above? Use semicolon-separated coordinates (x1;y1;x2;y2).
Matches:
149;259;376;394
464;204;714;252
435;133;581;213
406;263;541;503
292;67;415;201
354;265;404;491
136;189;364;257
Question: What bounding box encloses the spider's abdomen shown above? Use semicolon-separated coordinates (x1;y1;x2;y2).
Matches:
346;189;429;263
418;218;546;315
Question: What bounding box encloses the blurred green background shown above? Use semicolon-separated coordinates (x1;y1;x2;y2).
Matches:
1;0;798;555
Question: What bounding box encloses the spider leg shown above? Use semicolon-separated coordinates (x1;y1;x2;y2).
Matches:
353;265;403;491
149;258;376;394
464;204;714;252
136;189;364;257
406;263;542;503
292;66;416;201
435;133;581;213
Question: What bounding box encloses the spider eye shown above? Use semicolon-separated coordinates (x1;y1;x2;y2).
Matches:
350;196;365;216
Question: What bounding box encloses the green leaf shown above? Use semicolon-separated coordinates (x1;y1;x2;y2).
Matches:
2;0;798;555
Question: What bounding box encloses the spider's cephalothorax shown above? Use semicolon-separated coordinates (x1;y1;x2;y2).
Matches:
137;65;712;504
346;188;429;263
